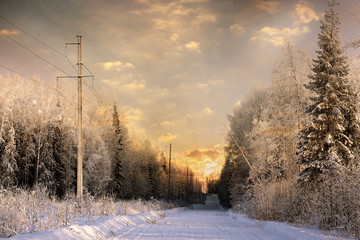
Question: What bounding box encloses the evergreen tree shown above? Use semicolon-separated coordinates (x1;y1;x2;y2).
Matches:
296;0;360;183
110;104;125;198
53;125;67;198
218;152;233;208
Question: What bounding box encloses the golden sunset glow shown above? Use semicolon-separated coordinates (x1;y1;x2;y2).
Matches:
1;0;359;182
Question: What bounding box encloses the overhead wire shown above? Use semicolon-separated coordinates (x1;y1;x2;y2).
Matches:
0;15;79;75
65;44;79;74
0;31;72;76
82;62;107;106
0;15;65;57
0;64;77;110
0;15;106;108
83;82;106;106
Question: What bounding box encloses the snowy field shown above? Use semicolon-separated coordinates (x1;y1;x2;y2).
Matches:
3;195;352;240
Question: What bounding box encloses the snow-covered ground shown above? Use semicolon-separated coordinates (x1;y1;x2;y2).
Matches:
4;195;352;240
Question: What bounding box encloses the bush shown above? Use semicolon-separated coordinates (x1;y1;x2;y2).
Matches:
0;187;173;238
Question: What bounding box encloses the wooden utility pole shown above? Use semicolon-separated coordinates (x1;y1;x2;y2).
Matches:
167;143;172;202
58;35;93;204
76;35;83;202
186;166;189;204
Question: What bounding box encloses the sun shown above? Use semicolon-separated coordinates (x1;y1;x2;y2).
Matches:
203;159;217;176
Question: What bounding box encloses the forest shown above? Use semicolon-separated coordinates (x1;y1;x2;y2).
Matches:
218;1;360;238
0;72;208;236
0;73;202;202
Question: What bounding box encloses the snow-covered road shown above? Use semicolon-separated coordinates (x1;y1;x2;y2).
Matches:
110;196;346;240
8;195;350;240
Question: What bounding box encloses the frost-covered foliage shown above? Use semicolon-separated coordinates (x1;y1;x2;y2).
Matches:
0;187;174;238
218;1;360;238
296;0;360;183
219;42;311;209
0;74;198;203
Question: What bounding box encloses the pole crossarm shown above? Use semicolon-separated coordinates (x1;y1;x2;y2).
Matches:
57;75;93;79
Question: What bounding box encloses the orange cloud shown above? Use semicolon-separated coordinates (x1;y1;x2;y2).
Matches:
122;79;146;90
159;133;178;142
185;41;201;53
161;121;174;126
98;61;135;71
202;107;213;114
182;145;224;179
184;148;220;160
0;29;19;36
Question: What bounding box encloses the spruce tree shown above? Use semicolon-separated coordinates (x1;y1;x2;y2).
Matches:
110;104;125;198
296;0;360;183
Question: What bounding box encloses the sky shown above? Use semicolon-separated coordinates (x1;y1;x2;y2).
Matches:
1;0;360;179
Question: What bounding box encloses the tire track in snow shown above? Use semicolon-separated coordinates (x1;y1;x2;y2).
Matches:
109;195;350;240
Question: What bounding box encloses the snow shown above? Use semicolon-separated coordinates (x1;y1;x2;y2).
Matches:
3;196;352;240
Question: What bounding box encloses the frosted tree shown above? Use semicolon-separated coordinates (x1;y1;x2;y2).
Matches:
296;0;360;183
249;42;311;182
1;126;18;188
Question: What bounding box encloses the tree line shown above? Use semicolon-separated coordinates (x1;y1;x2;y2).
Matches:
218;1;360;238
0;74;200;204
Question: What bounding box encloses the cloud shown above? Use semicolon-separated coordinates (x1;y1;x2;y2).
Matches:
195;13;217;24
202;107;213;114
184;148;221;160
161;121;174;126
179;0;209;3
182;145;224;177
292;0;319;24
0;29;19;36
122;79;146;90
230;23;245;36
121;106;143;124
251;26;309;46
102;78;120;86
102;78;146;91
151;120;176;128
254;0;280;14
159;133;178;142
98;61;135;71
170;33;179;41
185;41;201;53
196;79;225;89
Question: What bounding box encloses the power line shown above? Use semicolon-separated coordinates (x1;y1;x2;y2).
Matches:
0;31;71;76
82;63;94;78
0;64;77;110
83;82;106;106
0;15;65;57
65;45;78;74
0;16;105;107
0;15;79;75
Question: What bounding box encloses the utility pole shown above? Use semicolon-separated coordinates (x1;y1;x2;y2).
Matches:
195;178;198;202
186;166;189;204
58;35;93;204
76;35;83;202
167;143;172;202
